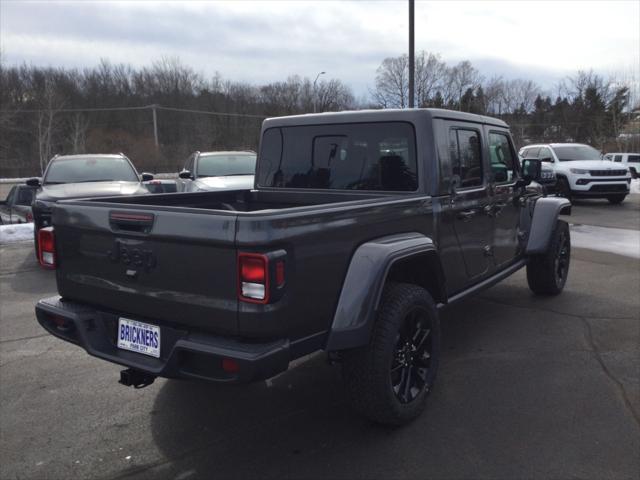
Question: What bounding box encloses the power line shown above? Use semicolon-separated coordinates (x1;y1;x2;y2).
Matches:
0;104;268;119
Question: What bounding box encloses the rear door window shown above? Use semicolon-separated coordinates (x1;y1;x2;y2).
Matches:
449;128;483;188
258;122;417;191
614;155;623;162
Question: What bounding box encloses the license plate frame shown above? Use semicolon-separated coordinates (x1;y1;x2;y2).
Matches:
117;317;161;358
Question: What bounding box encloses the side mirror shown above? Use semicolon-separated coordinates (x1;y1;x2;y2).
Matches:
26;178;41;187
141;172;154;182
519;159;542;186
178;170;193;180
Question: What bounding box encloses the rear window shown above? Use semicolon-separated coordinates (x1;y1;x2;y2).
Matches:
44;156;138;184
257;122;418;191
628;155;640;163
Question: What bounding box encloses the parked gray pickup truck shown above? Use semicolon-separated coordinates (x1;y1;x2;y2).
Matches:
36;109;571;425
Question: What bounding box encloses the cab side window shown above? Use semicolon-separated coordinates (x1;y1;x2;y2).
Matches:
184;155;195;173
538;147;553;161
16;188;34;206
449;128;483;188
488;132;517;184
5;187;16;205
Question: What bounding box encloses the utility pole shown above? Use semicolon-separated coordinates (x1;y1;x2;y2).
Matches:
408;0;415;108
151;104;159;148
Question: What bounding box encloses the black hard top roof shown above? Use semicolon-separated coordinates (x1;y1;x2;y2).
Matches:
263;108;509;129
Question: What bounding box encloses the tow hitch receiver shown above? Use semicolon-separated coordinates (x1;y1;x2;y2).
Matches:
119;368;156;389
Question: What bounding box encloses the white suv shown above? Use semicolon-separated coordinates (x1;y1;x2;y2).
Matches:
519;143;631;204
603;152;640;178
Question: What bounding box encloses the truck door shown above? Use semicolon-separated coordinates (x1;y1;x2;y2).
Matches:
485;128;523;268
443;124;494;283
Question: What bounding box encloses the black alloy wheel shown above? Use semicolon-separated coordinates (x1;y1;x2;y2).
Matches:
391;307;433;404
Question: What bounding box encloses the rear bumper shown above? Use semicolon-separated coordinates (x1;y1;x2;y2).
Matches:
36;296;290;384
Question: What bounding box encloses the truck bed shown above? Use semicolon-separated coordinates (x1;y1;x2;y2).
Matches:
52;188;433;346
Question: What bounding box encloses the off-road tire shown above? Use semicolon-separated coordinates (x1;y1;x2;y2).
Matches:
341;282;440;426
527;220;571;295
607;194;626;204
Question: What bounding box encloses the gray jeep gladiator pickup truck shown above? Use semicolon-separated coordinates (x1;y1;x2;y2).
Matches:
35;109;571;425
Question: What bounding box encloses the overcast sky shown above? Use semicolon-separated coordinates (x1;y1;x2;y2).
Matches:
1;0;638;97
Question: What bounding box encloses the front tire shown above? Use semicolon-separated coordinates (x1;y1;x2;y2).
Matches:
607;194;626;204
341;283;441;426
527;220;571;295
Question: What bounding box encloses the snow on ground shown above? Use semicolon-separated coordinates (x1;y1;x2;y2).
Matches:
631;178;640;194
570;224;640;259
0;223;34;244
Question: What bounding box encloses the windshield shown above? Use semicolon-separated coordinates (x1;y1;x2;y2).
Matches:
196;154;257;177
44;156;138;184
551;145;602;161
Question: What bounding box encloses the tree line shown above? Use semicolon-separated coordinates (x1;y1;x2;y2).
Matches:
372;51;637;150
0;54;637;177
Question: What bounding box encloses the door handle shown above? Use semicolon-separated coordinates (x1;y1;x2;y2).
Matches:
457;210;476;222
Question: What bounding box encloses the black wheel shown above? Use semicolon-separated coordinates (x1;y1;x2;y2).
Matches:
527;220;571;295
341;283;440;426
557;177;572;201
607;194;626;204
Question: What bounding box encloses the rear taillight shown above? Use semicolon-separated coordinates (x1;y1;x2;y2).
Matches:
238;253;269;303
38;226;56;269
238;252;287;304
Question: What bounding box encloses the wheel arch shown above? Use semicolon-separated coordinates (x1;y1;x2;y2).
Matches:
526;197;571;255
325;233;446;351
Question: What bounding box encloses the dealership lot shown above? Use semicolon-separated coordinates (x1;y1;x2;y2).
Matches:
1;198;638;480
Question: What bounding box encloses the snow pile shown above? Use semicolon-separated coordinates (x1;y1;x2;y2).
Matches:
630;178;640;194
0;223;34;244
0;178;30;184
570;224;640;259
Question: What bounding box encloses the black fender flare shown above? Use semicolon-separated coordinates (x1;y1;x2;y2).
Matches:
325;232;444;351
525;197;571;255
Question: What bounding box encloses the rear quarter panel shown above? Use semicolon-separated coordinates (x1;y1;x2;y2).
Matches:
235;195;434;340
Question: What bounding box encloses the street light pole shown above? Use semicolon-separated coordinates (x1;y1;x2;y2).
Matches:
408;0;415;108
313;71;326;113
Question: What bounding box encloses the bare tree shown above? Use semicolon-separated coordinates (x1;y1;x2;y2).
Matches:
36;78;64;174
67;113;90;153
372;55;409;108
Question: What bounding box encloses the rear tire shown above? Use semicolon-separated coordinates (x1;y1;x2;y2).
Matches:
607;194;626;204
527;220;570;295
341;283;441;426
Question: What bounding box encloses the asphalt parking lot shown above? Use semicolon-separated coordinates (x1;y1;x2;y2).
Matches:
1;197;639;480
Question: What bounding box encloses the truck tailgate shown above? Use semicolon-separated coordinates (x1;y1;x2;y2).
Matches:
53;204;238;335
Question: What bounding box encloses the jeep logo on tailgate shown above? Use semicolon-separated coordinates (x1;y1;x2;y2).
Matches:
107;240;157;273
